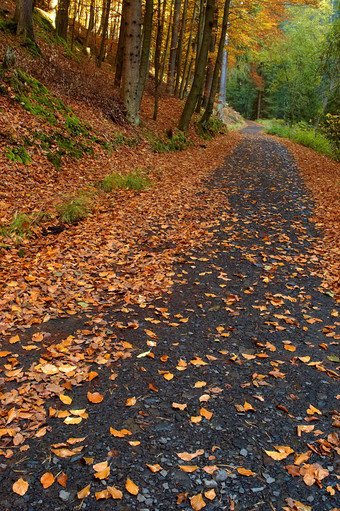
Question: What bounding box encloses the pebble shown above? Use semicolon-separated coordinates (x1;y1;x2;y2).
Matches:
240;449;248;457
204;479;218;488
59;490;70;502
251;487;265;492
215;469;228;482
160;470;168;477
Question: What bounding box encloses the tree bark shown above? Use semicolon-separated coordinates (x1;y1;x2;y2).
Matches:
202;4;218;108
179;0;197;99
178;0;215;131
114;0;127;87
167;0;181;93
83;0;95;54
174;0;187;96
153;0;166;120
121;0;142;125
136;0;154;109
216;33;228;119
98;0;112;66
14;0;35;42
160;0;174;84
56;0;71;40
200;0;230;126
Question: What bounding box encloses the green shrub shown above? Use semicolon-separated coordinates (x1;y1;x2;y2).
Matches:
149;130;192;153
56;196;92;223
320;114;340;149
99;169;151;192
1;211;47;238
196;116;226;140
6;146;32;164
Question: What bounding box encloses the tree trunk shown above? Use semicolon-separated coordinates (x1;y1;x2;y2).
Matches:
121;0;142;125
114;0;127;87
83;0;95;54
14;0;35;42
98;0;112;66
167;0;181;93
182;54;194;97
160;0;174;84
56;0;71;40
216;33;228;119
174;0;187;96
153;0;166;120
178;0;215;131
200;0;230;126
179;0;197;99
202;4;218;108
136;0;154;109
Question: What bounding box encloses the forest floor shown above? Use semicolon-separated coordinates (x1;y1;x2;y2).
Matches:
0;121;339;511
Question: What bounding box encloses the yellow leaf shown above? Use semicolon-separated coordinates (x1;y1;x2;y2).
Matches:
190;357;208;366
64;416;82;424
190;493;206;510
9;335;20;344
237;467;256;476
13;478;29;496
146;464;162;473
128;440;141;446
93;461;108;472
294;451;312;465
40;472;54;488
94;466;110;480
307;405;322;415
264;446;294;461
95;489;110;500
59;394;72;405
126;477;139;495
191;416;202;423
297;425;314;437
179;465;199;473
194;381;206;388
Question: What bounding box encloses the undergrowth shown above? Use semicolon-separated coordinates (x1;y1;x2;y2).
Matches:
259;119;339;160
6;146;32;164
99;169;151;192
56;195;92;223
196;116;227;140
0;211;49;239
148;130;192;153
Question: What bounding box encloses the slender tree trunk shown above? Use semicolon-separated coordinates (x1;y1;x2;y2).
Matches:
167;0;181;93
14;0;35;42
136;0;153;109
202;3;218;108
121;0;142;125
216;33;228;119
178;0;215;131
98;0;112;66
83;0;95;53
200;0;230;126
179;0;197;99
174;0;187;96
56;0;71;40
160;0;174;84
114;0;127;87
314;75;336;129
193;0;205;111
182;55;194;96
153;0;166;120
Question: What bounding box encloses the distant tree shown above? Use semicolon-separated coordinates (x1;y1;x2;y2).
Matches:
136;0;154;110
121;0;142;125
14;0;35;42
56;0;71;40
167;0;181;93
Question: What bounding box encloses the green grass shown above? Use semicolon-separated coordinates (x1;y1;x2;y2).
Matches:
56;196;92;223
259;119;338;160
148;130;192;153
0;211;49;239
6;146;32;164
99;170;151;192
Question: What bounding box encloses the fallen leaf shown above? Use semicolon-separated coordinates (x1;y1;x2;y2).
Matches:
265;446;294;461
13;478;29;496
179;465;199;472
126;397;137;406
57;473;67;487
294;451;312;465
107;486;123;499
87;392;103;403
110;428;132;437
172;402;187;410
177;449;204;461
194;381;206;388
93;461;108;472
297;425;314;437
146;464;162;473
59;394;72;405
126;477;139;495
204;489;216;500
200;407;213;420
40;472;54;488
237;467;256;476
9;335;20;344
190;493;206;510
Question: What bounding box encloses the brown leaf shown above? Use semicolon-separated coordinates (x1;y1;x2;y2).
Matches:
294;451;312;465
57;473;67;487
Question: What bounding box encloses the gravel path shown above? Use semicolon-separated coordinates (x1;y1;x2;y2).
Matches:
1;124;339;511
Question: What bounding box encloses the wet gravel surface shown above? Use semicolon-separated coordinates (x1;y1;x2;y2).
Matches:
1;124;339;511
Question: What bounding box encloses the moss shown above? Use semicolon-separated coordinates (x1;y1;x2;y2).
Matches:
65;115;90;137
6;146;32;164
196;116;226;140
0;19;16;34
47;150;62;170
148;130;192;153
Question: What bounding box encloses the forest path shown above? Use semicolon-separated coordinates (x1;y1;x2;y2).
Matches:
1;127;339;511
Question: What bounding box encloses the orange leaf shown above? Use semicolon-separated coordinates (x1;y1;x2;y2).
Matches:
146;464;162;473
294;451;312;465
190;493;206;510
264;446;294;461
88;371;98;381
51;448;83;457
95;489;110;500
191;416;202;423
200;408;213;420
172;402;187;410
297;425;314;437
307;405;322;415
204;489;216;500
87;392;103;403
9;335;20;344
13;478;29;496
94;466;110;480
179;465;199;473
144;329;159;339
177;449;204;461
126;397;136;407
107;486;123;499
110;428;132;437
126;477;139;495
93;461;108;472
64;416;82;424
57;473;67;487
40;472;55;488
128;440;141;446
202;465;218;474
237;467;256;476
59;394;72;405
194;381;206;388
